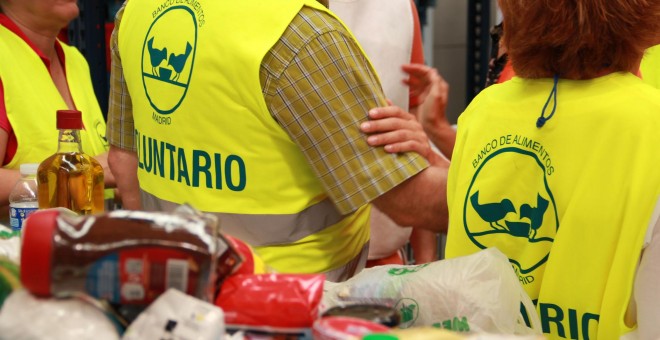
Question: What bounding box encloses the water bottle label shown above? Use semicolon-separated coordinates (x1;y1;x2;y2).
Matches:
9;206;38;231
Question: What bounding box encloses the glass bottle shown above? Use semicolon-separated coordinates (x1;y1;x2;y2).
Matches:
9;163;39;232
37;110;104;214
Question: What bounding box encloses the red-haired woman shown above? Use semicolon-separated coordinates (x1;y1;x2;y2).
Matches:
362;0;660;337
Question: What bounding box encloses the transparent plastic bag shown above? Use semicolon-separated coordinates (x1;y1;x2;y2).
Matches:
322;248;541;335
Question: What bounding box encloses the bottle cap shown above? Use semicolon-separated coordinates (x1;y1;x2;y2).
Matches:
19;163;39;176
56;110;83;130
21;209;59;297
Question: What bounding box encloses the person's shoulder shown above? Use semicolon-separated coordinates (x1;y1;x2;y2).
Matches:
268;5;355;72
615;74;660;109
294;6;352;40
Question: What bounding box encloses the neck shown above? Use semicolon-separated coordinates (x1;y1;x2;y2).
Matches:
3;8;59;60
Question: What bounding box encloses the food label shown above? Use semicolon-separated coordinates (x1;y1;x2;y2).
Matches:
86;248;198;304
9;206;37;231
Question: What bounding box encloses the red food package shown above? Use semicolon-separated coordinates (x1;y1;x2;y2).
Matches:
215;273;324;331
223;235;271;275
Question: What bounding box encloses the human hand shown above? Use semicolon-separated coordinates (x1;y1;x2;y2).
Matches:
360;105;446;166
402;63;451;134
403;64;455;158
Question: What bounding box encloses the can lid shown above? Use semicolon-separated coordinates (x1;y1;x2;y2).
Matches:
19;163;39;176
20;209;59;297
322;304;401;327
56;110;83;130
313;316;391;340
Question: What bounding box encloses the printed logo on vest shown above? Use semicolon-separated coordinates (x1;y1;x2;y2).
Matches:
464;146;558;276
141;6;197;115
94;120;108;148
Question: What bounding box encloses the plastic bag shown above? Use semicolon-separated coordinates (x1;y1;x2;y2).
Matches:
322;248;541;335
0;290;120;340
216;273;324;333
122;288;225;340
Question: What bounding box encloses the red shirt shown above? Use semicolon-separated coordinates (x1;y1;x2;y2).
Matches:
0;14;68;165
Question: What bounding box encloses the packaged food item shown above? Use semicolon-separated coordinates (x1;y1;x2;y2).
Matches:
313;316;390;340
8;163;39;232
123;288;225;340
224;234;271;275
37;109;104;214
322;248;541;334
322;304;401;327
216;273;324;333
20;206;241;307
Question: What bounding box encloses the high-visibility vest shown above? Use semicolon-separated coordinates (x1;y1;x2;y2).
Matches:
119;0;371;274
641;44;660;89
0;25;109;170
446;72;660;339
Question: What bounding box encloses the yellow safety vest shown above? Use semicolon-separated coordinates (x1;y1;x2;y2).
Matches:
0;26;109;169
446;73;660;339
119;0;370;274
641;44;660;89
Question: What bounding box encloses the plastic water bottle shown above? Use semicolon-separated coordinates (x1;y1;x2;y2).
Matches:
9;163;39;232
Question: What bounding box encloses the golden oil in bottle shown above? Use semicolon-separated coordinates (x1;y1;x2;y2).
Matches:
37;110;104;215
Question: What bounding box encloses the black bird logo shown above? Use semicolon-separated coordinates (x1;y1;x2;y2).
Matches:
168;42;193;82
470;191;516;231
147;37;168;77
520;194;549;239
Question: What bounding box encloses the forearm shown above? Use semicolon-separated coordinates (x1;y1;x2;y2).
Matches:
410;228;438;264
107;146;141;210
373;163;449;233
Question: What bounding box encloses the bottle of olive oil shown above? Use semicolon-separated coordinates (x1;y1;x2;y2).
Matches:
37;110;104;214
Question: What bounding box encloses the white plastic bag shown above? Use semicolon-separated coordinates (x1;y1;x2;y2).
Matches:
322;248;541;335
122;288;225;340
0;290;120;340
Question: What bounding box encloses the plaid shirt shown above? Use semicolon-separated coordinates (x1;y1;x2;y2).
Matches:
107;3;427;214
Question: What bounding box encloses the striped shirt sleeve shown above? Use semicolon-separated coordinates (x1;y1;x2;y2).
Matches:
106;1;135;152
261;7;428;214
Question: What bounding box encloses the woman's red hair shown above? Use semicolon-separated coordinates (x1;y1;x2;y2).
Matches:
500;0;660;79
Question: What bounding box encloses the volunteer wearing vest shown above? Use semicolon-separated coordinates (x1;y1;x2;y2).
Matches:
0;0;115;221
106;0;449;282
363;0;660;338
447;0;660;338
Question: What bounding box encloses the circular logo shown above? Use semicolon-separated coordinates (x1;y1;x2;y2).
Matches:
141;6;197;114
94;120;108;147
463;147;559;275
394;298;419;328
